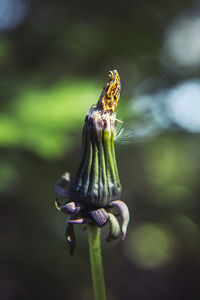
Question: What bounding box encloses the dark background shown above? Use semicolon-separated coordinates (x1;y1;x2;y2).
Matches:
1;0;200;299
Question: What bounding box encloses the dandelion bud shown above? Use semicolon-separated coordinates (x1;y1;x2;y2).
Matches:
55;70;130;254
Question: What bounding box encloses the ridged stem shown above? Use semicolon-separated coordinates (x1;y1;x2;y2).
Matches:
88;225;107;300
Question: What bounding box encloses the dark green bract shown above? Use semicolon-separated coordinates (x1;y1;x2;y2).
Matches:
70;116;121;208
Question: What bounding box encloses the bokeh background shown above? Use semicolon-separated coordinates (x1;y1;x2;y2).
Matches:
1;0;200;299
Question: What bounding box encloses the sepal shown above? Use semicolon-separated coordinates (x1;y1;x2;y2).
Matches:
106;213;120;241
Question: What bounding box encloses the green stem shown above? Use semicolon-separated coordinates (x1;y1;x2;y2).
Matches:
88;225;107;300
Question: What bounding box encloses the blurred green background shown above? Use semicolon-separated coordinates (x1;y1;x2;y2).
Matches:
1;0;200;299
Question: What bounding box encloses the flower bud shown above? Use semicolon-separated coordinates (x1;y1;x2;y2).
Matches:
55;70;130;254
